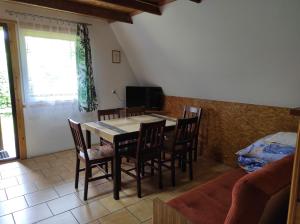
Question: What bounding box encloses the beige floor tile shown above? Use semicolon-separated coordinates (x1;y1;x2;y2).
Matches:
35;176;64;190
0;196;28;216
147;190;177;202
0;189;7;201
0;214;15;224
5;182;37;199
85;178;108;187
41;167;67;178
16;171;45;185
25;188;59;206
47;194;82;215
99;209;139;224
76;182;113;202
127;199;153;222
59;171;75;181
0;177;18;189
33;161;51;170
54;181;81;197
0;162;20;171
99;195;124;212
88;220;100;224
142;218;152;224
19;159;38;167
13;203;53;224
38;211;78;224
0;151;229;224
1;167;30;179
34;155;57;164
118;190;141;207
71;199;110;224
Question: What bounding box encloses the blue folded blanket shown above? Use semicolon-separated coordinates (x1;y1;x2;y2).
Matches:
236;136;296;172
237;156;267;173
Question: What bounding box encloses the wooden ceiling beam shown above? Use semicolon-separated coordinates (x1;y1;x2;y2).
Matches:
9;0;133;23
100;0;161;15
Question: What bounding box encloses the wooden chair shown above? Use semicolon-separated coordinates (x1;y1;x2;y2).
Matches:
97;108;122;146
117;120;166;198
125;106;146;117
97;108;122;121
182;106;202;161
163;117;198;186
68;119;114;201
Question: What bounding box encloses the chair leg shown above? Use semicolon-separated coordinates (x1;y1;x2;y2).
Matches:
158;157;163;189
178;156;182;168
111;160;114;177
136;162;142;198
181;153;187;172
171;156;176;187
141;162;145;177
189;151;193;181
151;159;154;176
84;166;90;201
114;155;121;200
118;163;122;191
193;146;198;161
75;158;80;189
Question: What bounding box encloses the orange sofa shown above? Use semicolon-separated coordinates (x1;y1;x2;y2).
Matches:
153;155;293;224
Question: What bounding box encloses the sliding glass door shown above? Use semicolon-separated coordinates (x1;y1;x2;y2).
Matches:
0;24;19;160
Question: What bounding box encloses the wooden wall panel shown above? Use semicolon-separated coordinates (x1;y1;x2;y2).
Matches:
164;96;298;166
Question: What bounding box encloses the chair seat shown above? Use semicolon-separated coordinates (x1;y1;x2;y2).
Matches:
79;145;113;160
101;138;113;146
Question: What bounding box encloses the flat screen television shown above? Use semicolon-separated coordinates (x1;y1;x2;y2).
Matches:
126;86;164;110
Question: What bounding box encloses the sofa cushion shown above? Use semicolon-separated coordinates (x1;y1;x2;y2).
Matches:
224;155;293;224
167;168;246;224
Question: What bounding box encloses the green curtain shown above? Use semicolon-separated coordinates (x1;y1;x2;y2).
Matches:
76;23;98;112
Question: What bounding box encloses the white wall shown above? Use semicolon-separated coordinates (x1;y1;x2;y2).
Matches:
0;1;137;157
111;0;300;108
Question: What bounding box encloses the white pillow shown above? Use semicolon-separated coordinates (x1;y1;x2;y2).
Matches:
264;132;297;147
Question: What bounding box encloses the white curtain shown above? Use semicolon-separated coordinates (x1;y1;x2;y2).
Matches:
17;16;78;107
10;14;97;157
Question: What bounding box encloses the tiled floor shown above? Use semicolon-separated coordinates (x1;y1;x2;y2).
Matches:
0;150;232;224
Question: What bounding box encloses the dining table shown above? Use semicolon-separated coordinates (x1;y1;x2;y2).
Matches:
81;113;177;199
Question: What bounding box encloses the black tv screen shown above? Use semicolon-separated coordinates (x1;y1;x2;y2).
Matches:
126;86;164;110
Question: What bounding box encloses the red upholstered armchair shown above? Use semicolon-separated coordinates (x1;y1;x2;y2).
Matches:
153;155;293;224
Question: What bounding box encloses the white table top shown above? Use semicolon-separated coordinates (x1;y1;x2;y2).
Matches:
82;114;177;143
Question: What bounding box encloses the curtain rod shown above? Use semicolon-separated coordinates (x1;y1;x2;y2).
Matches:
6;10;92;26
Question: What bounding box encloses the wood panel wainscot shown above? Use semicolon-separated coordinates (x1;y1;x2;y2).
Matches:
163;96;298;166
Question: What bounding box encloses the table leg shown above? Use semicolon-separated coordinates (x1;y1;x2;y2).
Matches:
113;150;120;200
86;130;91;148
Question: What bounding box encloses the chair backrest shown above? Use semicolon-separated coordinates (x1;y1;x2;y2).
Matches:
113;132;139;157
125;107;146;117
98;108;122;121
136;120;166;161
183;106;202;147
68;119;88;160
183;105;202;124
172;117;198;151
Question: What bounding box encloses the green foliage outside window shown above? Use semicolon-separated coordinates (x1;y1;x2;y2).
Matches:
0;73;11;115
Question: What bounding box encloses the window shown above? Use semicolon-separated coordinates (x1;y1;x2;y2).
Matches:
21;30;77;105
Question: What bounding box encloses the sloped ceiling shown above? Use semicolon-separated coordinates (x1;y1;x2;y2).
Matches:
111;0;300;108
